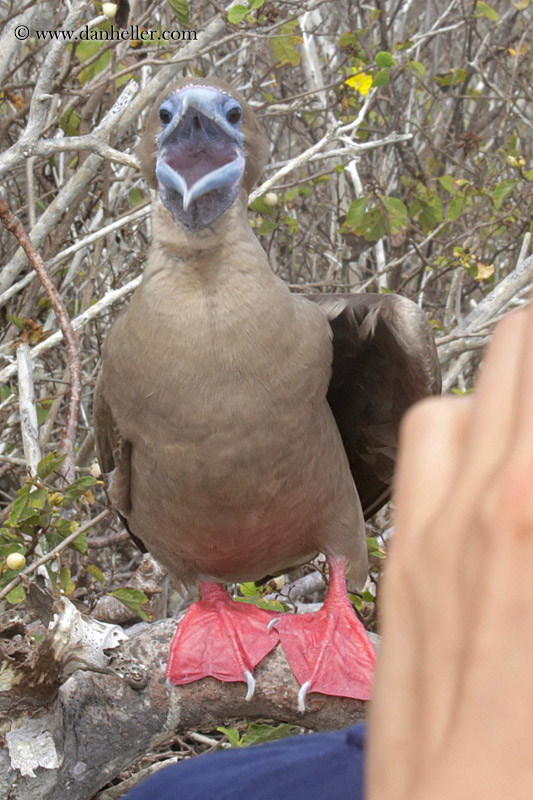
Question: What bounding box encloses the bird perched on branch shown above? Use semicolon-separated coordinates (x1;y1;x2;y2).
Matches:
93;77;440;710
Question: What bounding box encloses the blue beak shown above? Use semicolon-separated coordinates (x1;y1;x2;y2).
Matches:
155;86;245;212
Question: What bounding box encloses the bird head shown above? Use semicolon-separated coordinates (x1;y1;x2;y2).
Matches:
139;77;269;230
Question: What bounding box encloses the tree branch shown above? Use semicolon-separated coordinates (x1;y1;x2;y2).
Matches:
0;602;367;799
0;198;82;482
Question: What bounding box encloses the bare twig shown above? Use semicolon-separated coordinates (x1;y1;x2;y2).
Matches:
0;198;82;482
0;204;151;310
0;275;143;384
250;91;379;202
16;342;41;475
88;530;131;549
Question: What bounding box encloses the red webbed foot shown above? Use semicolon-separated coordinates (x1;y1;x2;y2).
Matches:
166;581;280;699
272;557;376;710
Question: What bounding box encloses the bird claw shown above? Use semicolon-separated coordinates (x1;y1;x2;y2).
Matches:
267;616;280;631
298;680;310;713
244;669;256;701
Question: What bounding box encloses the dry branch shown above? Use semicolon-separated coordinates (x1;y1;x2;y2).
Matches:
16;342;41;475
0;7;228;295
438;250;533;392
0;205;150;311
1;600;367;800
0;198;82;482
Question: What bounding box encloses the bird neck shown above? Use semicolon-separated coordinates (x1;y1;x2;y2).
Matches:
148;190;265;275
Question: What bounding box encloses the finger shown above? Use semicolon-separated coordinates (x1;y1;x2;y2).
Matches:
460;308;528;484
392;395;471;556
367;399;470;800
513;297;533;448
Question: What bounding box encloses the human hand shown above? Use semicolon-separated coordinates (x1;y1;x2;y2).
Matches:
367;300;533;800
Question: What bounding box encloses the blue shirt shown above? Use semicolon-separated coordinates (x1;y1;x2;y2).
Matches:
125;723;366;800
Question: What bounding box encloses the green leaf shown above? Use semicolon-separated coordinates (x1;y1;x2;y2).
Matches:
28;487;49;511
350;592;363;610
345;195;406;241
218;723;293;748
438;175;455;194
380;195;408;235
217;726;242;747
239;581;259;597
235;595;286;612
284;187;300;202
375;50;395;68
249;0;265;8
345;201;387;241
0;543;25;558
77;41;112;87
373;69;390;87
421;196;443;230
271;22;302;66
8;494;31;525
36;400;52;426
493;179;517;210
63;475;97;503
227;4;249;23
6;584;26;604
346;197;368;227
167;0;190;26
110;588;150;621
249;197;275;216
54;519;88;554
410;194;443;232
240;723;293;747
237;582;286;612
360;207;386;241
60;567;75;595
37;452;66;480
476;0;499;20
129;188;143;207
7;314;25;330
367;537;386;559
282;215;298;234
87;564;105;587
409;60;426;76
257;218;277;235
339;32;358;48
448;194;465;221
70;530;87;554
60;109;80;137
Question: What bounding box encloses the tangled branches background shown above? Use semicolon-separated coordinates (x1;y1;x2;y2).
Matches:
0;0;532;791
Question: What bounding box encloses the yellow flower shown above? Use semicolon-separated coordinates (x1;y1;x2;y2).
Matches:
345;71;373;96
475;262;495;281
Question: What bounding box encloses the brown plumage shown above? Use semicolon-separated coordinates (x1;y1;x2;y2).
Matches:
93;77;440;704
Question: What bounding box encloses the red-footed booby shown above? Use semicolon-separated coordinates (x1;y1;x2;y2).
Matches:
93;77;440;710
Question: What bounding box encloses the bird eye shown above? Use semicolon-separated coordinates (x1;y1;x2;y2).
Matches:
159;107;173;125
226;106;242;125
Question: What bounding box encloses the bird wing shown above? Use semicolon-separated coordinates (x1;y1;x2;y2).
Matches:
307;293;441;519
93;369;148;552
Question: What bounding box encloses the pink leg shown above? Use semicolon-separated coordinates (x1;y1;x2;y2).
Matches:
166;581;280;699
273;557;376;710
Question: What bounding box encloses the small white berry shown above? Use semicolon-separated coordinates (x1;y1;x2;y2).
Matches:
6;552;26;571
102;3;118;19
264;192;279;207
90;461;102;479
